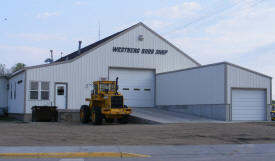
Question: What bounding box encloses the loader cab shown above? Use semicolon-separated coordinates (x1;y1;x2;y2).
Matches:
93;81;117;95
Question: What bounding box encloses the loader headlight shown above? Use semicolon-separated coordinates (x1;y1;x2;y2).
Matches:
104;96;108;99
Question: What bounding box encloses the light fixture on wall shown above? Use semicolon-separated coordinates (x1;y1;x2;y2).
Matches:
138;35;144;41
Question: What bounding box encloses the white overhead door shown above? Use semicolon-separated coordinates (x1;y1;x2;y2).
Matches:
232;89;266;121
109;68;155;107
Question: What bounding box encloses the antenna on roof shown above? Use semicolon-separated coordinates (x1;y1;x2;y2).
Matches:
98;20;101;40
61;52;63;58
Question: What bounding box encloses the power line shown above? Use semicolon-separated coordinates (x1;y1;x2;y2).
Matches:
164;0;266;35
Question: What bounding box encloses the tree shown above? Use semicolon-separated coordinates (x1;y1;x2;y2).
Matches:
0;64;9;76
11;63;26;73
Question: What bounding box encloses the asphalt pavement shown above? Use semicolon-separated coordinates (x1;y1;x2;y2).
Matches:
1;144;275;161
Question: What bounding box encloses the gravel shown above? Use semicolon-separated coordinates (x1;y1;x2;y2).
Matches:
0;121;275;146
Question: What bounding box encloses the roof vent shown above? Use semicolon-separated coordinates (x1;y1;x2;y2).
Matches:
138;35;144;41
44;50;54;64
78;41;82;54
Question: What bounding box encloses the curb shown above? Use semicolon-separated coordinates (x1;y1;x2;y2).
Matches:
0;152;151;159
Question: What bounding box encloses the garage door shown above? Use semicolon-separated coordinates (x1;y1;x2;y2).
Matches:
109;68;155;107
232;89;266;121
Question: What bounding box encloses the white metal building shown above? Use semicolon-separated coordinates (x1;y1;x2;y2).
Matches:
156;62;272;121
0;76;8;115
0;22;272;121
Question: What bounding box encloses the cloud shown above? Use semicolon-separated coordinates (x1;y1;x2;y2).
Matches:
168;0;275;60
36;12;59;19
112;20;171;34
75;1;88;5
144;20;171;30
15;33;67;41
231;0;258;4
112;22;137;33
0;45;63;68
145;2;201;19
0;45;48;67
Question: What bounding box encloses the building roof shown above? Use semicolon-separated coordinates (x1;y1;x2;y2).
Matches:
9;22;201;78
157;61;272;79
55;27;130;62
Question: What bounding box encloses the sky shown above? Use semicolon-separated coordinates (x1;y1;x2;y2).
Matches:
0;0;275;98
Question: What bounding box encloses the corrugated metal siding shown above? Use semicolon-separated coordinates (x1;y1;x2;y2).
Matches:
0;78;8;108
25;25;198;113
156;64;225;105
226;64;271;104
8;72;25;114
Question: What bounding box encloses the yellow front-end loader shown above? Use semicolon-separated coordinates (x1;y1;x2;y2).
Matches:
80;77;132;125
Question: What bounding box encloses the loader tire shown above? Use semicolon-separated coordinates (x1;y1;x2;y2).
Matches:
118;115;129;124
80;105;90;124
105;118;114;123
92;106;102;125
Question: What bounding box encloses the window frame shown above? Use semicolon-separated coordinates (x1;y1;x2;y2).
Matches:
10;84;12;99
40;81;50;100
29;81;39;100
57;86;65;96
14;82;16;100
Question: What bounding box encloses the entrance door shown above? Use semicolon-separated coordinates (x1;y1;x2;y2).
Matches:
55;83;67;109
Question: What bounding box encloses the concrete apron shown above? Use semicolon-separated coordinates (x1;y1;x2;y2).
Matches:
131;107;221;123
57;107;221;123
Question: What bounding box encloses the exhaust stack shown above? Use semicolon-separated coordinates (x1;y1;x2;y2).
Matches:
50;50;53;61
78;41;82;54
115;77;119;95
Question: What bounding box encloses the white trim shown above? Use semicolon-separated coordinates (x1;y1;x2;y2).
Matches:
28;81;50;101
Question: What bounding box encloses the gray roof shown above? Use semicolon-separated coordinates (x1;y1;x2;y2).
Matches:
157;61;272;79
55;27;130;62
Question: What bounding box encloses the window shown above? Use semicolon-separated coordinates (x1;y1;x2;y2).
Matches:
57;86;64;95
144;89;151;91
41;82;49;100
123;88;129;90
99;83;116;92
14;82;16;99
10;84;12;99
134;88;140;91
29;81;50;100
29;81;39;100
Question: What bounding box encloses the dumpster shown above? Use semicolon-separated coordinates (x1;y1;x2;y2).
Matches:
32;106;58;122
